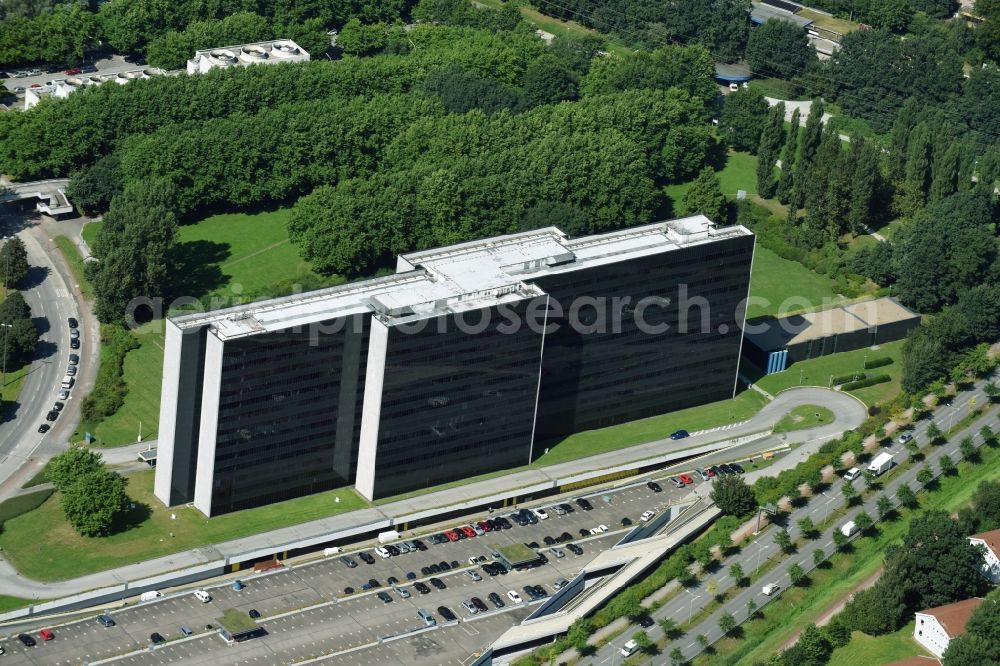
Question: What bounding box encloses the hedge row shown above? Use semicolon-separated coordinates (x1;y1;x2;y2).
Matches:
79;325;139;423
863;356;894;370
832;372;866;386
842;374;891;391
0;488;54;525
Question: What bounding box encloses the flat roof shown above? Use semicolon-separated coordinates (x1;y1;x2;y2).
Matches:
218;608;258;635
751;3;814;28
744;297;919;351
715;62;753;82
492;542;539;566
174;216;753;340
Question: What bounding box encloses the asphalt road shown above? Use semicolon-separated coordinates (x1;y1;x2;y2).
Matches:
593;374;997;664
0;217;83;478
2;54;151;100
0;478;671;664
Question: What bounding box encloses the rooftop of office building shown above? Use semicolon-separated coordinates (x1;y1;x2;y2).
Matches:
174;215;752;339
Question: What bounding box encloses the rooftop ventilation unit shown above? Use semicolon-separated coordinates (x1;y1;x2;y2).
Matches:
240;45;269;62
210;49;237;65
63;77;85;86
271;42;301;57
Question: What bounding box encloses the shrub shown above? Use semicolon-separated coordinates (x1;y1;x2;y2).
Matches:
832;372;866;385
864;356;893;370
0;488;54;524
842;374;891;391
79;325;139;423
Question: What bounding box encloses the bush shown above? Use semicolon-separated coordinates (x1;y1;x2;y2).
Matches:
832;372;866;385
0;488;54;524
842;374;891;391
863;356;894;370
79;325;139;423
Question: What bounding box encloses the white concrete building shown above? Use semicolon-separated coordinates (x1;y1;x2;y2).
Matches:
24;69;157;109
186;39;309;75
969;528;1000;583
913;597;984;658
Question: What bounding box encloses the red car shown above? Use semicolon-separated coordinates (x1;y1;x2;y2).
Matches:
678;473;694;485
39;628;54;641
64;67;81;75
443;530;460;542
477;520;493;532
460;526;477;538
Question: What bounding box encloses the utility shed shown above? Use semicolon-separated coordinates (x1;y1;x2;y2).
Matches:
743;297;920;373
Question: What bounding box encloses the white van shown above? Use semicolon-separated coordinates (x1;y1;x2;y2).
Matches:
139;591;162;602
61;375;74;390
762;583;781;596
621;639;640;657
193;589;211;603
843;467;861;481
840;520;859;537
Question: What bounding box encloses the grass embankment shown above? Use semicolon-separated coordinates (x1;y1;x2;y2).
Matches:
795;8;859;34
773;405;835;433
754;340;904;407
474;0;632;56
746;247;842;319
52;235;94;300
827;622;928;666
84;209;339;446
701;423;1000;665
0;469;369;582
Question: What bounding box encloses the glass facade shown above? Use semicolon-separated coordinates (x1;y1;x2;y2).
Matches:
532;234;755;442
369;300;544;499
209;314;369;514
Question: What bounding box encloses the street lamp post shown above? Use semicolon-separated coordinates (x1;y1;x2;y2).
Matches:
684;588;700;621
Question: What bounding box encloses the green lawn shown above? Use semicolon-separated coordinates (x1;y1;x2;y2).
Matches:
0;469;369;582
746;246;842;319
795;7;859;34
533;389;769;466
828;622;929;666
474;0;632;56
754;340;904;407
773;405;834;433
75;321;165;446
704;420;1000;665
53;235;94;300
748;77;808;101
665;151;759;207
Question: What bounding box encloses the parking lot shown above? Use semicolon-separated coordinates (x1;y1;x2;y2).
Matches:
0;475;695;664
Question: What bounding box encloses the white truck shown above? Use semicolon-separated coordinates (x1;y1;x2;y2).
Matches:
867;452;895;477
378;530;401;544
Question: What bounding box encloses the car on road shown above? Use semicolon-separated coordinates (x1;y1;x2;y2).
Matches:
340;555;357;568
149;632;165;645
670;429;689;440
376;591;392;603
488;592;505;608
437;605;457;621
430;577;446;590
647;480;662;492
38;423;50;434
668;476;684;489
193;589;211;603
414;581;431;594
567;543;583;555
39;628;54;641
898;432;913;444
843;467;861;481
640;510;656;521
762;583;781;596
575;497;593;511
637;615;654;628
394;585;411;598
17;633;36;647
531;507;549;520
97;614;115;627
621;639;640;657
507;590;523;603
678;473;693;485
248;609;261;618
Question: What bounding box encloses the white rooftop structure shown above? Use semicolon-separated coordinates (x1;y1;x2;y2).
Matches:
175;215;752;339
186;39;310;75
24;68;158;109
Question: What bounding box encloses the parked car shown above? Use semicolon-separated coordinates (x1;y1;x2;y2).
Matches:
668;476;684;489
460;526;477;538
550;504;566;515
149;632;165;645
45;410;58;421
553;578;570;590
39;628;54;641
575;497;593;511
180;625;194;636
531;507;549;520
647;480;662;492
461;599;479;615
193;589;211;603
375;546;391;559
471;597;488;612
343;586;354;595
507;590;523;603
550;547;565;558
38;423;50;434
248;609;262;618
69;328;79;339
897;432;913;444
58;389;70;400
394;585;411;599
340;555;357;568
567;543;583;555
621;639;640;657
444;530;460;542
64;67;81;75
488;592;505;608
621;517;633;527
430;577;446;590
670;429;689;440
640;510;656;521
70;338;80;349
437;605;457;621
465;570;482;582
97;614;115;627
53;401;64;411
414;582;431;594
17;634;36;646
732;462;746;474
358;552;375;564
377;591;392;604
68;319;79;331
543;535;556;545
678;473;693;485
559;503;574;514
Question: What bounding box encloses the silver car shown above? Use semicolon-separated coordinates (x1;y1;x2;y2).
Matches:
393;585;410;599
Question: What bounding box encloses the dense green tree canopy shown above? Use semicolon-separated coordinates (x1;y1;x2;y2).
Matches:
746;19;815;80
719;87;769;152
0;237;30;288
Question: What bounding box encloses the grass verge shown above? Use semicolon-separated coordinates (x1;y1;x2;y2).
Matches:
534;390;769;466
827;622;928;666
754;341;904;407
52;235;94;300
773;405;835;433
0;469;369;582
665;151;758;206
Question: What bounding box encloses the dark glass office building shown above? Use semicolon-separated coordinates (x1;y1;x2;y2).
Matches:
155;216;754;515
